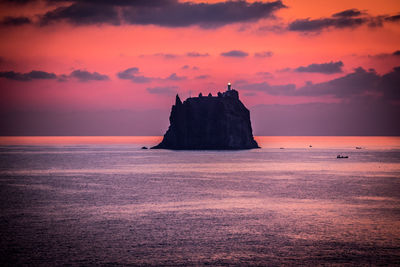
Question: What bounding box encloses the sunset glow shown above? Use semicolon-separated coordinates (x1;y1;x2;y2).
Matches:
0;0;399;135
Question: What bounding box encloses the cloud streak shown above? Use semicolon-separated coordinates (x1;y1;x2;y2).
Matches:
385;14;400;22
40;2;120;26
37;0;285;28
1;16;31;26
332;9;364;18
3;1;399;34
237;66;400;100
122;0;285;28
0;69;109;82
0;70;56;81
221;50;249;58
165;73;185;81
186;52;209;57
117;67;153;83
117;67;187;83
70;69;109;81
254;51;273;58
294;61;343;74
289;17;366;32
288;8;400;32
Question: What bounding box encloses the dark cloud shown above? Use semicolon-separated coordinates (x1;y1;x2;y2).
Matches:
294;61;343;74
367;50;400;59
238;67;400;101
254;51;273;58
116;67;139;79
296;67;380;97
0;0;36;4
165;73;186;81
289;16;366;32
70;69;109;81
246;68;400;135
146;86;177;96
286;8;400;32
186;52;209;57
117;67;153;83
0;68;110;82
117;68;186;83
28;70;57;79
332;9;363;18
1;16;31;26
46;0;176;7
122;0;285;28
385;14;400;22
10;1;399;32
380;66;400;100
40;2;120;26
36;0;285;27
117;67;156;83
0;70;56;81
220;50;249;58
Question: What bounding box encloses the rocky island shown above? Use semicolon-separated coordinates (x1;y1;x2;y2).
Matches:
152;83;259;150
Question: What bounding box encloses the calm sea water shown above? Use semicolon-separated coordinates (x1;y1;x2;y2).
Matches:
1;136;399;266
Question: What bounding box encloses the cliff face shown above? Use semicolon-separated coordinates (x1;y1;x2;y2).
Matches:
152;89;259;150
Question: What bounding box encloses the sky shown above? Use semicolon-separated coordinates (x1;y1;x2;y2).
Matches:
0;0;399;136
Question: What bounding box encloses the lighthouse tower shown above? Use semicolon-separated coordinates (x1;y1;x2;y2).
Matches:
227;82;231;91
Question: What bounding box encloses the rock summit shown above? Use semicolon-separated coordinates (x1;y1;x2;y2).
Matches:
152;83;259;150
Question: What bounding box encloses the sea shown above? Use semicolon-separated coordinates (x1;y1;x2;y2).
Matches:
0;136;399;266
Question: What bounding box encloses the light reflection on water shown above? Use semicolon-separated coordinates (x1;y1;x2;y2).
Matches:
0;136;400;265
2;161;399;177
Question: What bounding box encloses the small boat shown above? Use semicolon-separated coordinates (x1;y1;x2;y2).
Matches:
355;147;362;149
337;155;348;159
141;146;148;149
280;147;284;149
309;145;312;147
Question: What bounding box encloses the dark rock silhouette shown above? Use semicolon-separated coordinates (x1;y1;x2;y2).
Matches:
152;84;259;150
